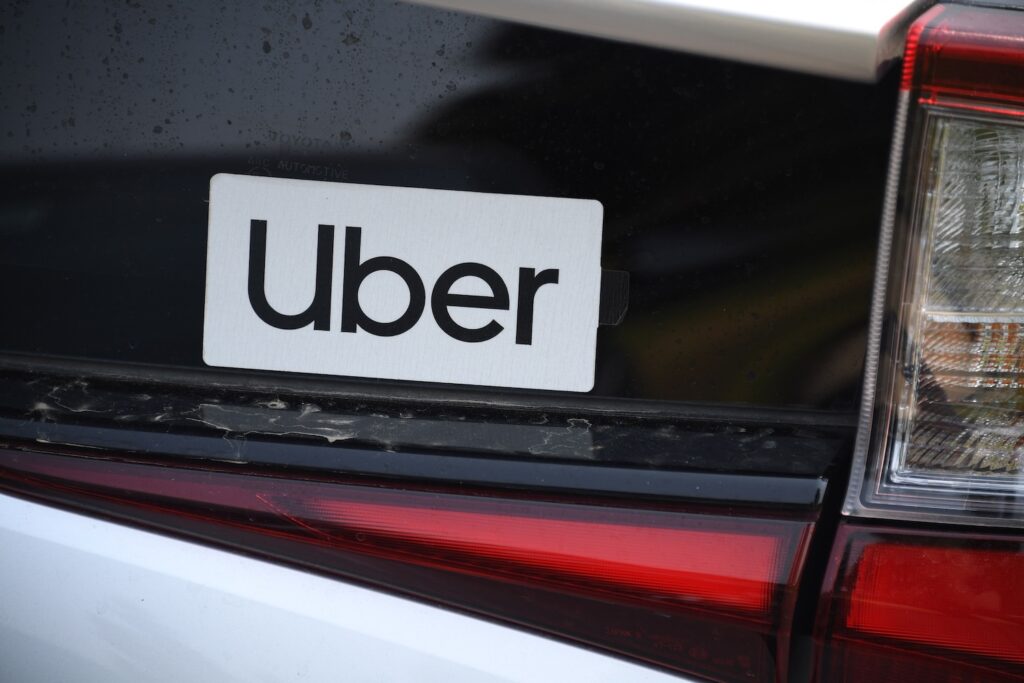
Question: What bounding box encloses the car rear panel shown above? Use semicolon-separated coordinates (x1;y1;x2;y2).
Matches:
1;1;984;683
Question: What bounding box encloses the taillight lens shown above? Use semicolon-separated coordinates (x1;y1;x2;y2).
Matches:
826;9;1024;679
815;523;1024;682
0;447;814;683
846;3;1024;526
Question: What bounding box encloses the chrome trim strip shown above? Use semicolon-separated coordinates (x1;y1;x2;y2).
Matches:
844;88;911;517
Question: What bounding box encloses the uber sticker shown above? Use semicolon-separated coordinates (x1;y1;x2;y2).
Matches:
203;173;604;391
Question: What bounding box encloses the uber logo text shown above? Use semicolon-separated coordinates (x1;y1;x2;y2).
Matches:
247;220;559;345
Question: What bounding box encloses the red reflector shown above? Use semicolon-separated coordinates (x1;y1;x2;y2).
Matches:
815;524;1024;682
0;448;813;682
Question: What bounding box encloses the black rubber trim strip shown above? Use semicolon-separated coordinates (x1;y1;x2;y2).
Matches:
0;352;857;428
0;418;827;509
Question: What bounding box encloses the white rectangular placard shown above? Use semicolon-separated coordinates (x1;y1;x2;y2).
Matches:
203;174;603;391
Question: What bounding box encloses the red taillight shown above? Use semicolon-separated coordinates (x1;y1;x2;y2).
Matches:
814;524;1024;682
309;498;784;613
824;5;1024;680
848;544;1024;664
906;4;1024;114
0;448;814;682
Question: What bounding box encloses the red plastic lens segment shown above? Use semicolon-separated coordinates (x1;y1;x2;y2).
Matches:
904;4;1024;115
0;449;813;682
849;543;1024;664
815;524;1024;682
310;498;783;612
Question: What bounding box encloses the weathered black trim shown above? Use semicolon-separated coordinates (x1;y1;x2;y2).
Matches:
0;353;857;428
0;363;846;511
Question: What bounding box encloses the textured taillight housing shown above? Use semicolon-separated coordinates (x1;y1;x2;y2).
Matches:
846;4;1024;525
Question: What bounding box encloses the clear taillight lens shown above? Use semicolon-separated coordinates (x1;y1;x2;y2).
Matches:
895;114;1024;491
846;4;1024;525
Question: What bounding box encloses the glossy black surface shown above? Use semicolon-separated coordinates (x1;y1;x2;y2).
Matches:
0;0;898;408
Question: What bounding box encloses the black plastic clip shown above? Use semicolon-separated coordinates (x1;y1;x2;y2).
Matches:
599;270;629;326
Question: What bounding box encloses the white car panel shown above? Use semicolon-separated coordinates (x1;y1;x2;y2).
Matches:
405;0;928;81
0;493;689;683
